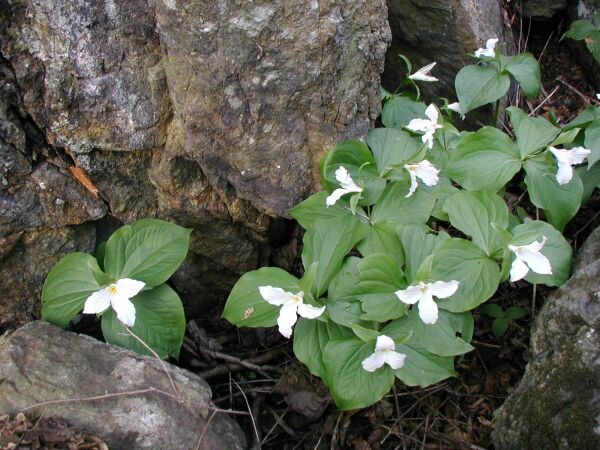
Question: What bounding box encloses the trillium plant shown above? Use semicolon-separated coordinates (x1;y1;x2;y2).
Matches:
42;219;191;359
223;40;600;410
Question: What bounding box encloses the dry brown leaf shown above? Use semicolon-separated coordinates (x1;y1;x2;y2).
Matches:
68;166;99;198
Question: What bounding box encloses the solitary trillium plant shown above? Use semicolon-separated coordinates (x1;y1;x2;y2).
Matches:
42;219;191;359
223;42;598;410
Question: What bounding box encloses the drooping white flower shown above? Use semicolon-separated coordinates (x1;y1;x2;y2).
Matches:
395;280;459;325
447;102;465;119
408;62;438;82
361;335;407;372
258;286;325;338
403;160;439;197
475;38;499;58
547;146;591;185
406;104;443;149
508;237;552;282
325;166;363;207
83;278;145;327
597;94;600;100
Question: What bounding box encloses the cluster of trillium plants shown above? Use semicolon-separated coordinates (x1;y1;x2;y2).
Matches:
42;219;191;359
223;38;600;410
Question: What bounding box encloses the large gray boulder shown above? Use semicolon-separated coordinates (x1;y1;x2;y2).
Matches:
0;321;247;450
492;226;600;449
0;0;390;328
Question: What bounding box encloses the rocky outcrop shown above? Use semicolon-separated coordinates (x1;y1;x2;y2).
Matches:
0;0;390;328
0;320;246;450
383;0;514;101
492;227;600;450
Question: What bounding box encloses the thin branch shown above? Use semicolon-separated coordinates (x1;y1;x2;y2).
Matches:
529;85;560;117
232;379;261;449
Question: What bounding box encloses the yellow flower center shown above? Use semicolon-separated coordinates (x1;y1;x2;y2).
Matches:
107;284;119;295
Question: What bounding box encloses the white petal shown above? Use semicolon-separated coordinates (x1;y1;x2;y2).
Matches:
335;166;351;184
82;289;112;314
509;256;530;282
326;187;351;206
395;284;422;304
520;249;552;275
556;162;573;185
112;296;136;327
409;62;438;82
486;38;499;51
418;295;439;324
447;102;462;114
427;280;459;299
567;147;591;165
297;302;325;319
361;351;387;372
404;166;419;198
425;104;439;122
375;335;396;352
383;351;407;370
423;130;435;149
406;118;431;133
277;303;298;338
114;278;145;299
259;286;296;306
522;236;547;253
412;160;439;186
548;146;569;164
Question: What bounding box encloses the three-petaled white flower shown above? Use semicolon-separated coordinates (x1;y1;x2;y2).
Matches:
325;166;363;207
508;237;552;282
361;335;407;372
408;62;438;82
403;160;439;197
547;146;591;185
258;286;325;338
406;104;443;149
475;38;499;58
395;280;459;325
83;278;145;327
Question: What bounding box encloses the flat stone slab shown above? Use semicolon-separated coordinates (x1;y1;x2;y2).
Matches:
0;321;246;450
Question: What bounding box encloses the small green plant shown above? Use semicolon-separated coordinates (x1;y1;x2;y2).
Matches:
481;303;527;339
562;12;600;66
222;38;600;410
42;218;191;359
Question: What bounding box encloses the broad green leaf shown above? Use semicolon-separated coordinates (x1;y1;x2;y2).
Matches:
455;65;510;113
425;180;459;222
302;216;366;297
104;219;191;287
222;267;300;328
101;283;185;359
371;181;436;225
443;190;509;256
327;257;365;327
524;157;583;231
446;127;522;191
576;163;600;203
551;128;580;147
505;306;527;320
492;319;509;338
351;323;381;342
507;106;560;157
357;221;405;266
589;30;600;65
323;338;395;410
95;241;107;271
399;225;447;282
367;128;421;176
504;53;541;98
381;96;427;129
320;140;386;205
585;121;600;168
481;303;504;319
290;191;358;230
564;107;600;131
293;318;353;379
411;310;474;357
563;19;596;40
42;253;109;328
431;238;501;312
511;220;572;286
394;337;457;387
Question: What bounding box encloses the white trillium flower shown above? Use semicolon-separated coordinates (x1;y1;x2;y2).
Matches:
475;38;499;58
447;102;465;119
547;146;591;185
403;160;439;197
325;166;363;207
361;335;407;372
597;94;600;99
406;104;443;149
258;286;325;338
408;62;438;82
82;278;145;327
508;237;552;282
395;280;459;325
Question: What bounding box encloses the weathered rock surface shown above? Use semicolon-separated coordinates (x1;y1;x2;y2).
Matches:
0;0;390;327
0;321;247;450
383;0;514;101
521;0;567;18
492;227;600;450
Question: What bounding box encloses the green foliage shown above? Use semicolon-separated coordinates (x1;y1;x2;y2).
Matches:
481;303;527;339
42;219;191;359
562;13;600;66
222;45;597;411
